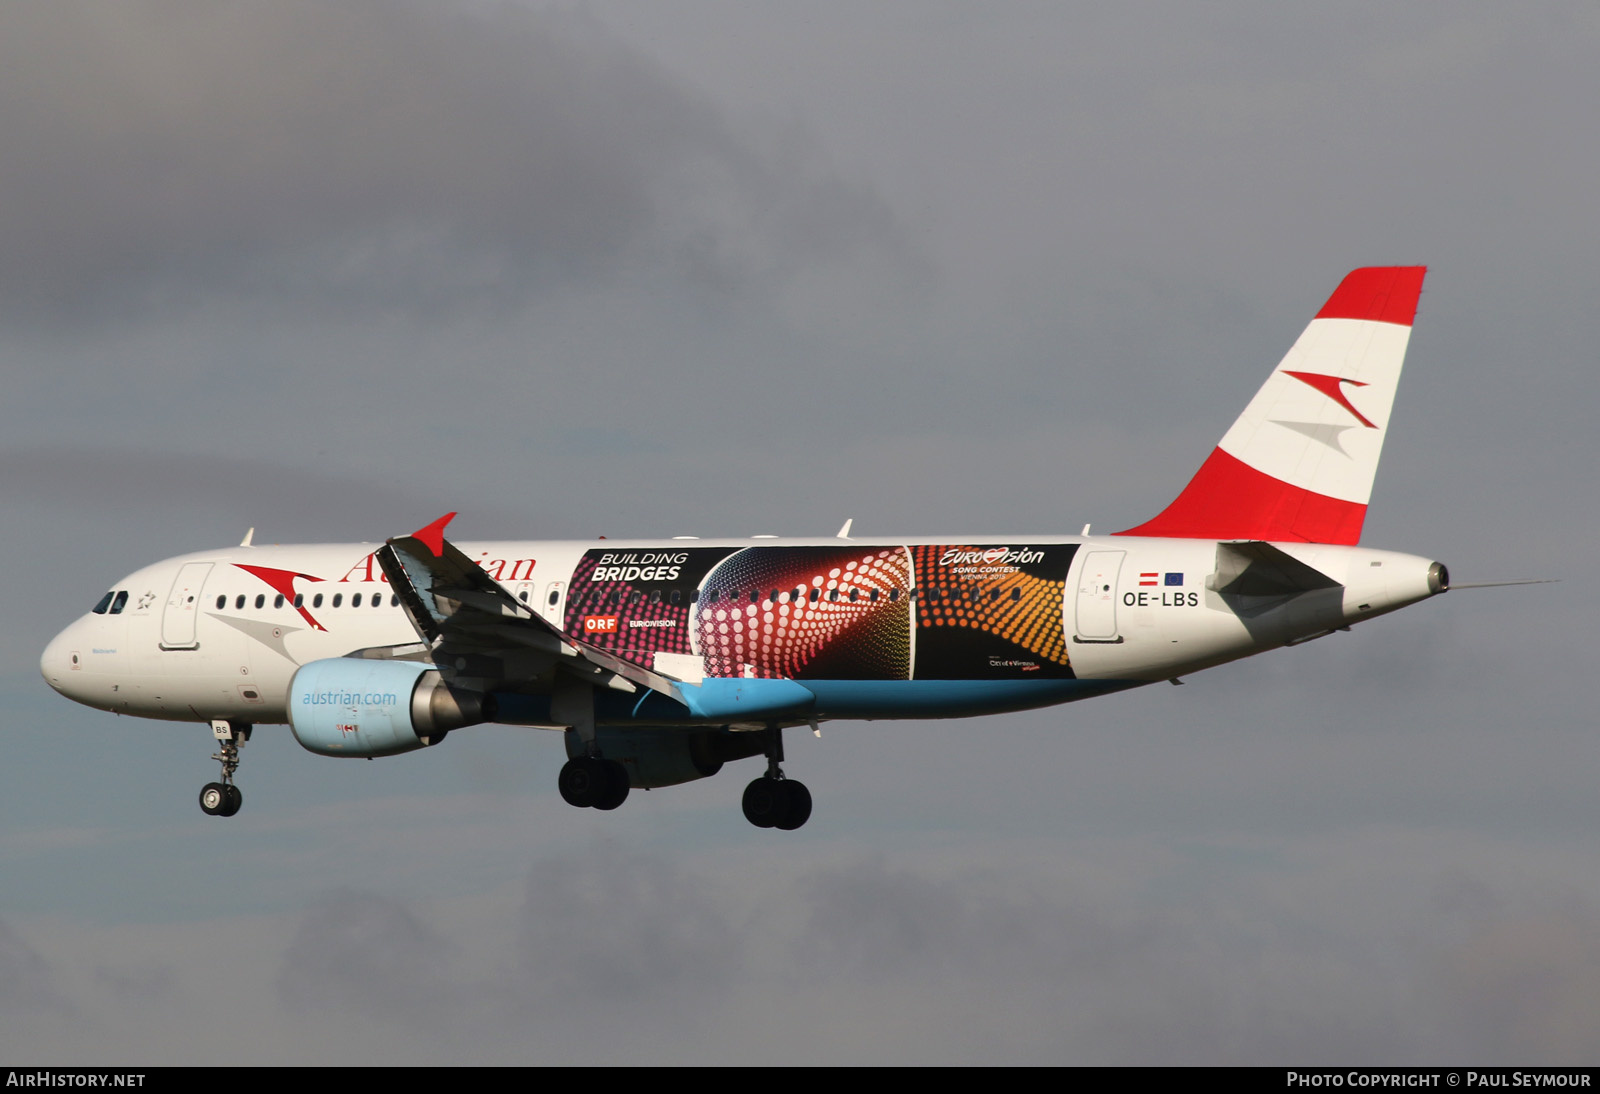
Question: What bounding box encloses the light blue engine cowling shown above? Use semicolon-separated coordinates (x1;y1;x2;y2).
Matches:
288;658;488;758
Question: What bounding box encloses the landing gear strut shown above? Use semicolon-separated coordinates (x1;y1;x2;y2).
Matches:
199;719;249;818
553;679;630;812
742;726;811;831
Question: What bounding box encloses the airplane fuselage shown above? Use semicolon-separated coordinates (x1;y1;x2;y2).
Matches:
42;533;1443;729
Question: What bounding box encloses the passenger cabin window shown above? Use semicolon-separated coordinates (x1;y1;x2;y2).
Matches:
92;591;114;614
391;595;399;607
235;595;246;610
352;593;362;608
294;594;304;608
312;593;323;608
549;590;561;607
670;590;681;605
255;594;265;609
274;594;285;609
332;594;342;608
1011;588;1021;601
215;595;226;610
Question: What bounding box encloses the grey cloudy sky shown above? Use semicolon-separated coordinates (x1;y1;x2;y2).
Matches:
2;0;1595;1064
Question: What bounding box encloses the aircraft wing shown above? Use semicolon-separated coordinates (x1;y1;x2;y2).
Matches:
375;513;686;701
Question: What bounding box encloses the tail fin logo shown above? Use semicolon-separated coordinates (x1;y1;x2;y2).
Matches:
1282;371;1379;429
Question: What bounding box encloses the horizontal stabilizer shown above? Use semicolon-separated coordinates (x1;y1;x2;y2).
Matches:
1209;541;1341;618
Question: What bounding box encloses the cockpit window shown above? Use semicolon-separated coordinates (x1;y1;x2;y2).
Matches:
109;590;129;614
91;591;114;615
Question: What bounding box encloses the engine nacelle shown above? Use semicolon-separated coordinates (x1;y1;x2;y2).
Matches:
288;658;489;758
566;727;766;789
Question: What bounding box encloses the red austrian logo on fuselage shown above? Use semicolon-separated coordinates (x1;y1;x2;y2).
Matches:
233;564;327;631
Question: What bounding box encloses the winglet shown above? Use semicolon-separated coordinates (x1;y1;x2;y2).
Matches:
410;512;457;557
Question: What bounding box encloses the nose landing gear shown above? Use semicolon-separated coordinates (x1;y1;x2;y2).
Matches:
199;781;241;817
199;719;249;817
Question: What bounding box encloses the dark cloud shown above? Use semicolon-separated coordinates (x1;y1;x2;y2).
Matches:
790;856;1133;983
514;842;737;1012
277;889;454;1016
0;916;68;1017
0;1;909;321
1425;907;1600;1059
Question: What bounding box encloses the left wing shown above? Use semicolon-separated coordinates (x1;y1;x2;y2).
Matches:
375;513;687;701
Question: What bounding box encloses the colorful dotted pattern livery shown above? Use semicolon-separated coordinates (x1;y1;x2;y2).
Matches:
909;544;1074;678
564;543;1078;682
693;547;913;680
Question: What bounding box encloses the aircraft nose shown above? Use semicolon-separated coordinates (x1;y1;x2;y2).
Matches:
40;623;82;697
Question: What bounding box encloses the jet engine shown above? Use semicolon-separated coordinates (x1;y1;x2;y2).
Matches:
288;658;489;758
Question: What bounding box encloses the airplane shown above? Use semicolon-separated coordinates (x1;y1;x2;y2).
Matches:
42;266;1447;830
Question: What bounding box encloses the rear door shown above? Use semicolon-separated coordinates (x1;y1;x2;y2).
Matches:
1074;550;1124;642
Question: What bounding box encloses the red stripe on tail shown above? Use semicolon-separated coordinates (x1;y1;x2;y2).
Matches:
1114;448;1367;545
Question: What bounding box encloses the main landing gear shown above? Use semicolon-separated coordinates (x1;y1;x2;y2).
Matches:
742;726;811;831
199;719;249;818
558;755;630;811
554;678;630;812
